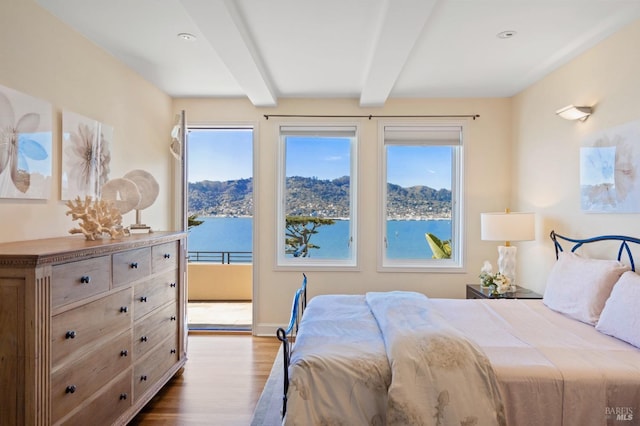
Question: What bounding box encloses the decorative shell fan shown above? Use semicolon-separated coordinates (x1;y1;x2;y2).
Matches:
170;113;182;161
101;169;159;232
101;178;141;214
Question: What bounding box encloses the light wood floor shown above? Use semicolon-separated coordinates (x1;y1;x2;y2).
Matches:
129;333;280;426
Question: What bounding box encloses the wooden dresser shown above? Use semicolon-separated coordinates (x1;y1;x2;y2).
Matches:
0;232;187;425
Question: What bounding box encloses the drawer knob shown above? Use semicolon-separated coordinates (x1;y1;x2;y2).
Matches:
140;375;148;381
65;330;76;339
164;253;171;259
140;296;147;302
170;349;177;354
120;306;128;313
65;385;76;394
80;275;91;284
120;393;128;400
170;282;176;288
140;336;148;342
130;262;138;269
170;316;177;321
120;350;128;357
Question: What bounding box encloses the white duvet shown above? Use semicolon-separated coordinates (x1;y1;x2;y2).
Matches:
285;292;506;426
284;293;640;426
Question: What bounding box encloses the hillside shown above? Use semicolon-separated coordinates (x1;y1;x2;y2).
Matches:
188;176;451;219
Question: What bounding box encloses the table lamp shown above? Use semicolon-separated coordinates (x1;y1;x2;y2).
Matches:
480;210;535;285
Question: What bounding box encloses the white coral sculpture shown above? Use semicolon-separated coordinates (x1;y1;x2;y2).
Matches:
65;196;124;240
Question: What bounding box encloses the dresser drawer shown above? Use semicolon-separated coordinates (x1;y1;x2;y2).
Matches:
54;370;132;426
152;241;179;273
133;269;179;320
51;331;132;424
52;256;111;308
113;247;151;287
134;335;179;402
52;288;132;367
134;302;178;360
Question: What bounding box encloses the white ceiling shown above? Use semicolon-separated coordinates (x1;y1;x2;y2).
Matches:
36;0;640;107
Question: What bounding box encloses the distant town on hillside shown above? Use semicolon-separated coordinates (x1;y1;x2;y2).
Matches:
188;176;451;220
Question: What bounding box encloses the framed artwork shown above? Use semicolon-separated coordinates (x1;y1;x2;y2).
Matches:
61;110;113;200
0;84;52;199
580;120;640;212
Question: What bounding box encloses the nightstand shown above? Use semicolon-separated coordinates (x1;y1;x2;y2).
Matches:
466;284;543;300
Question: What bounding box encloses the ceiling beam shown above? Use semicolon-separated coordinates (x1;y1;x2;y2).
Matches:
359;0;437;107
180;0;277;106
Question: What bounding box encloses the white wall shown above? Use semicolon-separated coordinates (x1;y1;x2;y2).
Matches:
0;0;175;243
174;97;513;335
513;18;640;294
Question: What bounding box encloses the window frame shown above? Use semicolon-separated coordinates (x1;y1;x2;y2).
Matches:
275;123;359;270
377;121;466;272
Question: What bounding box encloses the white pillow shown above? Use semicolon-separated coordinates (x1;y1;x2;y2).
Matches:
543;252;629;325
596;271;640;348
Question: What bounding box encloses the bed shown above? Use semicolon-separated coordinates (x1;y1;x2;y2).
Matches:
276;231;640;425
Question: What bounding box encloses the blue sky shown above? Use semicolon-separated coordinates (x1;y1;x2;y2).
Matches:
387;145;451;189
188;129;253;182
285;137;350;179
188;130;452;190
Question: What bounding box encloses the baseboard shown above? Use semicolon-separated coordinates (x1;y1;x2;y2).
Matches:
253;322;285;337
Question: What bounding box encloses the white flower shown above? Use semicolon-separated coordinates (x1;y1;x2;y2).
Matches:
479;261;513;294
493;273;512;294
64;123;111;198
480;260;493;275
496;281;511;294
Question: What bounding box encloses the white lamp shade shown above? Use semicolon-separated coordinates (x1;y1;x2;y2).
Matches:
481;212;535;243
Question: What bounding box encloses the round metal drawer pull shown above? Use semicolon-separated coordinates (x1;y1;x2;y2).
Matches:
120;350;128;357
65;385;76;394
170;282;176;288
140;296;147;302
140;375;148;381
170;316;176;321
80;276;91;284
170;349;177;354
120;306;128;313
164;253;171;259
120;393;128;400
141;336;148;342
130;262;138;269
65;330;76;339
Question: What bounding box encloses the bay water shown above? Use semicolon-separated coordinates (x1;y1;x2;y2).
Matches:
187;216;452;259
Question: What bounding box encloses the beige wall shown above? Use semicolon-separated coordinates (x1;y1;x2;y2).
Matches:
512;18;640;294
7;0;638;336
175;97;513;335
187;264;252;301
0;0;175;243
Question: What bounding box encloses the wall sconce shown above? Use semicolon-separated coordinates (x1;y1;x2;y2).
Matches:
481;210;535;285
555;105;592;121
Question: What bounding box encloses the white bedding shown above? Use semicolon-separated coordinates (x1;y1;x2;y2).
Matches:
285;294;640;426
437;298;640;426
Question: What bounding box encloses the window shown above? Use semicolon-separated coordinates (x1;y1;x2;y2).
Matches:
277;125;358;268
379;123;464;271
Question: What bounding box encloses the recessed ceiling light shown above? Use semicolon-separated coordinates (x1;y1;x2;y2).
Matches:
497;30;517;39
177;32;196;41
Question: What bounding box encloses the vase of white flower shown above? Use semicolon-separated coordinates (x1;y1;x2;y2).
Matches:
479;261;512;296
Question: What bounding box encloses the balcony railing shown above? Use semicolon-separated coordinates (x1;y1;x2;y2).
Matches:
187;251;253;264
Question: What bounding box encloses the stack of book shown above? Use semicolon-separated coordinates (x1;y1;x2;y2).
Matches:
129;224;152;234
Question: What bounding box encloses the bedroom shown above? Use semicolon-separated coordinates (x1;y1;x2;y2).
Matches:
1;0;640;424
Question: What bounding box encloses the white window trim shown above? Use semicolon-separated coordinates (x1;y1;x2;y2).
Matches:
377;120;466;272
275;123;359;270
